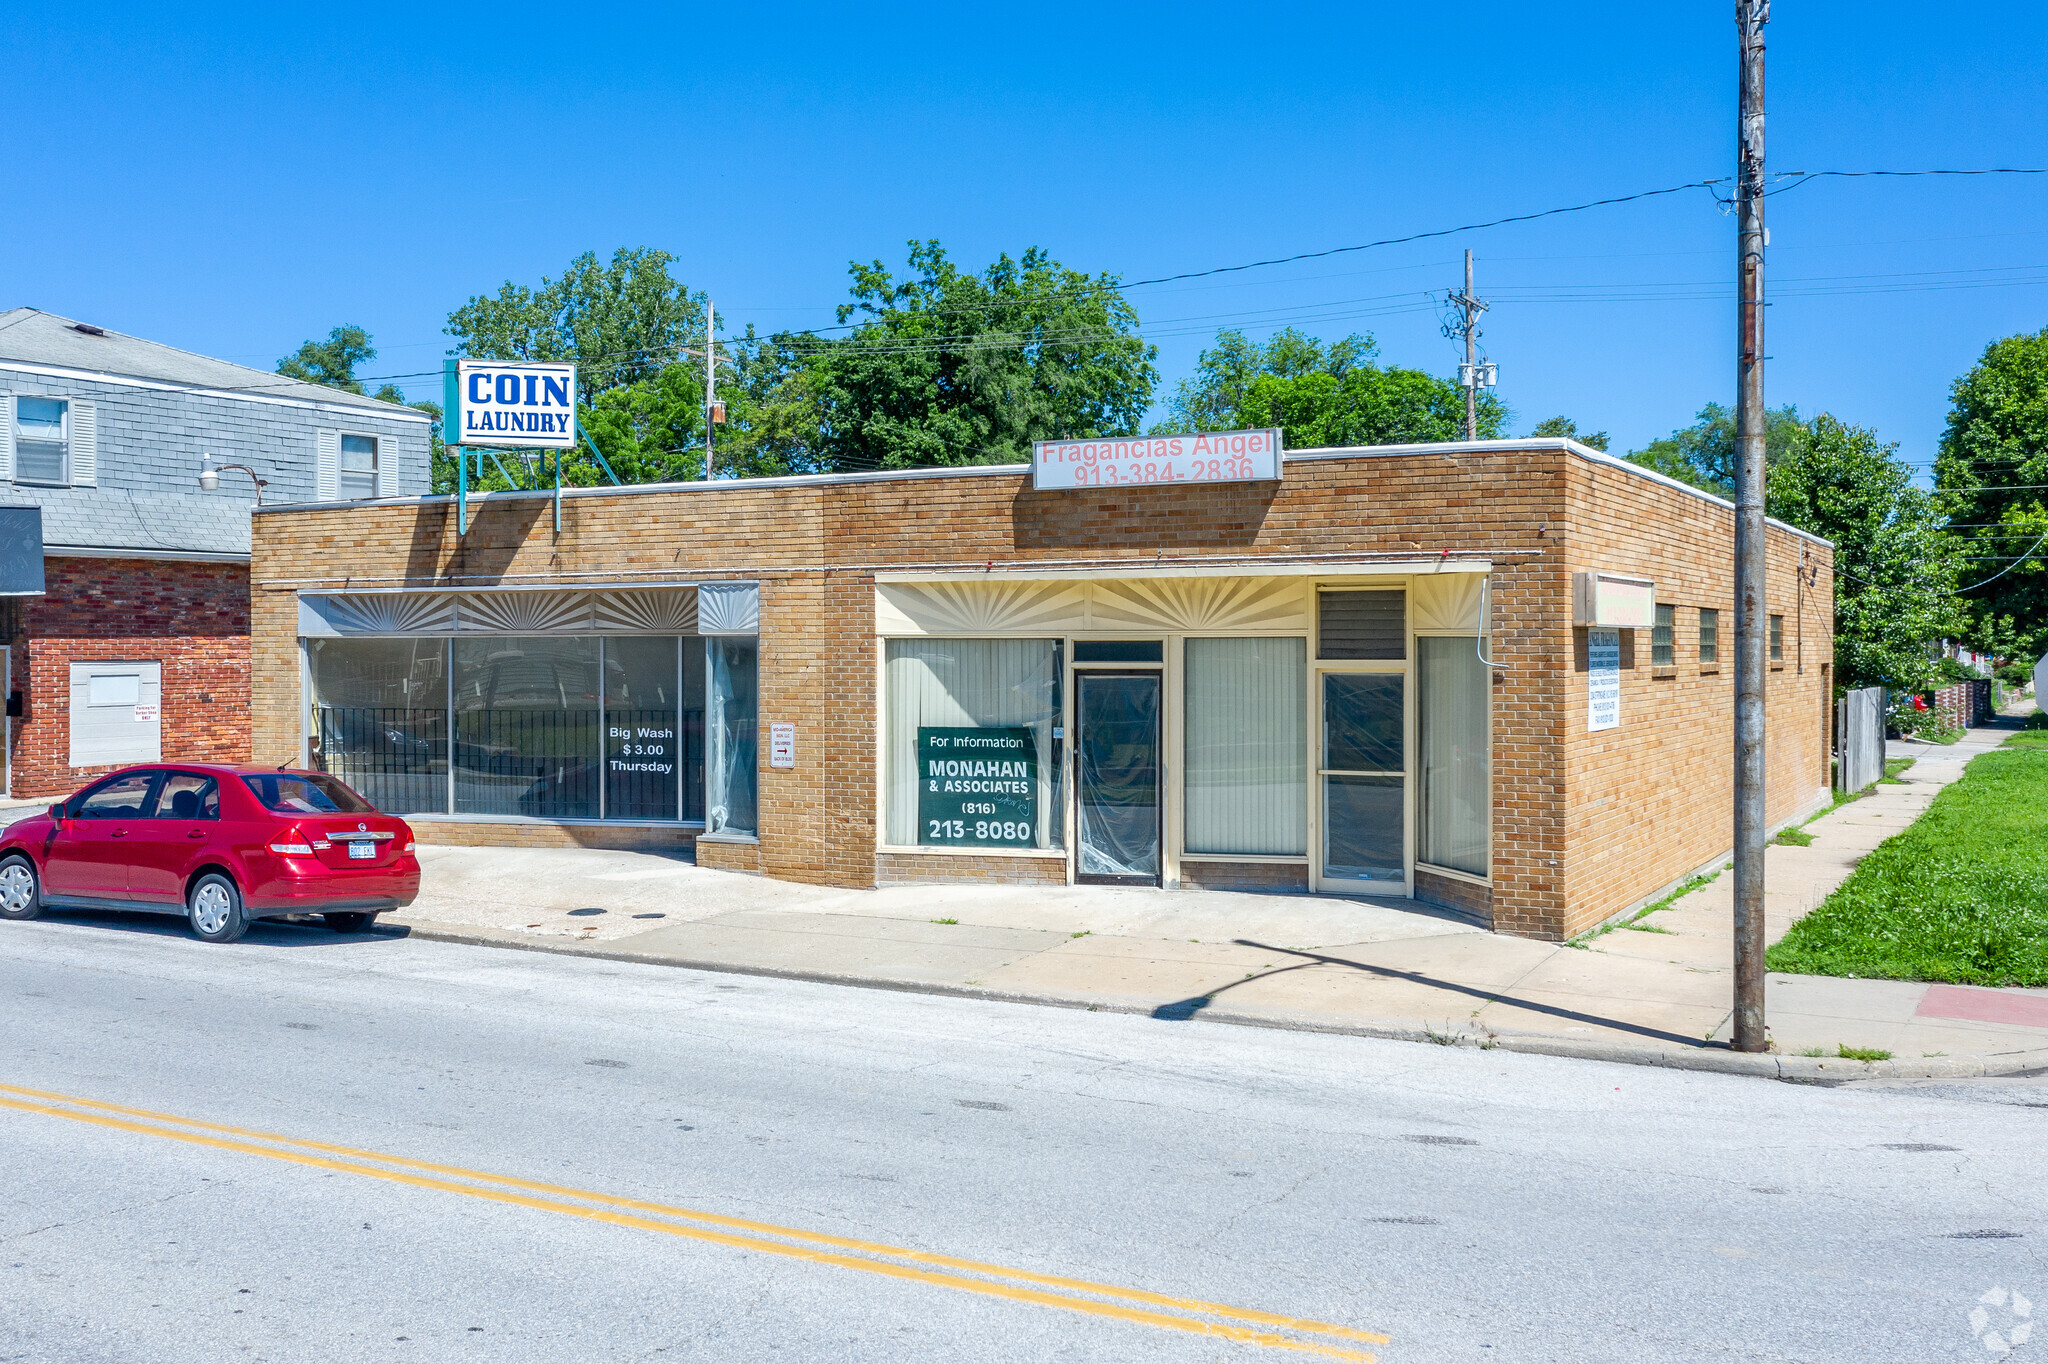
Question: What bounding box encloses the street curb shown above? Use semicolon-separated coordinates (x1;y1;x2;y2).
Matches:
394;923;2048;1083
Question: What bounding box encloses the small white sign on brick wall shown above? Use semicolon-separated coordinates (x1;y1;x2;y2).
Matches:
769;723;795;769
1588;630;1621;732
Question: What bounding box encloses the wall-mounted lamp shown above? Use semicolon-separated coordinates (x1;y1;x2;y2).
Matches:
198;453;268;504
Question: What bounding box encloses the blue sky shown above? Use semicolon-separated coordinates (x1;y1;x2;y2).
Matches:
5;2;2045;470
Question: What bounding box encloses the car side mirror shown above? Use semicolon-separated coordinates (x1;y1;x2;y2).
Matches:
49;803;66;823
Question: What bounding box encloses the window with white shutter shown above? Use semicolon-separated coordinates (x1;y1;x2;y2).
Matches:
375;434;396;497
339;434;378;500
315;430;340;500
13;397;68;485
68;399;95;486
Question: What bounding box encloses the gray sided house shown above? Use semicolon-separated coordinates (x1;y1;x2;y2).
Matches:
0;307;433;798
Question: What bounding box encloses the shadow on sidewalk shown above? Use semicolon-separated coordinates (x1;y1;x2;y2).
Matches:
1148;939;1720;1050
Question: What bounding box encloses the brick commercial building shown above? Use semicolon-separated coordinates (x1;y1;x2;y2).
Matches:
0;308;432;798
245;436;1833;941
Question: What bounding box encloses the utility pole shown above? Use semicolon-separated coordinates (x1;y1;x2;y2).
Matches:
1450;250;1494;439
1731;0;1770;1053
703;300;716;482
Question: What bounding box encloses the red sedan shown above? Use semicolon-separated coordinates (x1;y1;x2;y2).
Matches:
0;765;420;943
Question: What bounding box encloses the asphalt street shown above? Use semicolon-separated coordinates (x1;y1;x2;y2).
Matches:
2;910;2043;1363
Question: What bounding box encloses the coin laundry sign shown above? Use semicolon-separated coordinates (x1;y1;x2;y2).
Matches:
445;360;579;448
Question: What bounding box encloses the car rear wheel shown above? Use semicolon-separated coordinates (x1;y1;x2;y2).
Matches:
187;872;248;944
0;856;41;921
322;912;376;933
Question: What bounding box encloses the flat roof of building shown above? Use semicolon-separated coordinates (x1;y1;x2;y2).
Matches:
250;436;1832;548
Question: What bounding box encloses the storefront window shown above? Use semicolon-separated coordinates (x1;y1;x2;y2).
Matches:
884;638;1062;849
706;637;758;835
604;636;703;821
453;637;602;818
307;638;448;815
1418;637;1489;877
1184;638;1306;856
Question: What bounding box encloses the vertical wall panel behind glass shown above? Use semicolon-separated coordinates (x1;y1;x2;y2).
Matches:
683;637;706;821
604;636;682;820
1183;638;1306;855
453;637;601;818
1418;637;1490;877
307;637;449;814
707;638;757;835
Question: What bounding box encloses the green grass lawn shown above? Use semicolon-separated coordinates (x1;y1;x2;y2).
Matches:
1767;730;2048;987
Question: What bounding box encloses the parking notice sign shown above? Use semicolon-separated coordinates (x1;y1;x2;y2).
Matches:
917;727;1036;847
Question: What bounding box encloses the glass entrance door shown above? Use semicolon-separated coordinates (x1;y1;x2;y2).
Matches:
1075;672;1161;885
1318;671;1406;889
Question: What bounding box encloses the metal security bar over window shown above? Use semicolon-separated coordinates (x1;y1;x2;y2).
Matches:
316;706;449;815
1652;604;1675;668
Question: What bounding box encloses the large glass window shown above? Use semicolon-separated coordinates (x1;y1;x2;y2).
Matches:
884;638;1062;849
1418;637;1489;877
453;637;602;818
707;638;758;835
308;638;448;815
605;637;701;821
1184;638;1306;856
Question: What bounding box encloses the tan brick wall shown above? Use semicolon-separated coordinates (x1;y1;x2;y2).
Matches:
1554;459;1832;937
695;838;760;874
1180;860;1311;893
876;851;1069;886
403;818;697;853
1415;867;1493;920
246;445;1832;941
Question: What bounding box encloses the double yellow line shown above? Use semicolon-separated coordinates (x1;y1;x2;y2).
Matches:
0;1081;1385;1360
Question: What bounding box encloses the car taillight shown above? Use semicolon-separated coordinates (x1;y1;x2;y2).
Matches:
404;841;415;852
268;829;315;856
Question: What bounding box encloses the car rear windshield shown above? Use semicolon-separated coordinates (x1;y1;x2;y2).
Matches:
241;773;376;815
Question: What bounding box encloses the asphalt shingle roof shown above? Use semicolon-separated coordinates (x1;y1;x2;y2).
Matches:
1;487;254;557
0;307;429;418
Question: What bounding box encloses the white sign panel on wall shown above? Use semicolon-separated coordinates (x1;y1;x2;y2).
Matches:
447;360;580;448
1032;429;1282;491
769;722;796;769
1588;629;1621;732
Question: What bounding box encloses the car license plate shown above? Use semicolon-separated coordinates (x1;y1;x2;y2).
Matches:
347;842;377;860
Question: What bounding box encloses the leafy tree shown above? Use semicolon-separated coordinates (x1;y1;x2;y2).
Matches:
1529;416;1608;452
446;247;708;404
785;241;1156;471
1155;328;1502;447
278;326;378;394
1934;327;2048;660
1766;413;1965;691
1627;401;1807;496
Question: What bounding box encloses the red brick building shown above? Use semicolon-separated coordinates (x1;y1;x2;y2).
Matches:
245;436;1834;941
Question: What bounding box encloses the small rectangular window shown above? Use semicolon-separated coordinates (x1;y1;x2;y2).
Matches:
1698;608;1719;664
1318;590;1406;660
339;434;379;500
1074;640;1163;663
1770;614;1783;662
1652;604;1674;668
15;396;68;484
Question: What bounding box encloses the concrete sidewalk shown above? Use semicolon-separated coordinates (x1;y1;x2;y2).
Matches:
387;708;2048;1081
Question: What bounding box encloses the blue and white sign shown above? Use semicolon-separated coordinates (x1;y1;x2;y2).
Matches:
446;360;579;449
